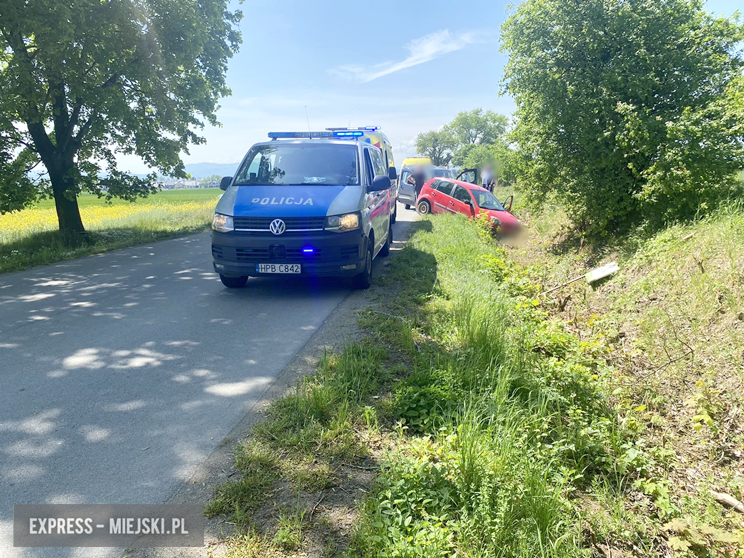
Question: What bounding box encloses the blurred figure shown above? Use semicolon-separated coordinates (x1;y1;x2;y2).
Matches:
408;166;428;200
481;164;495;192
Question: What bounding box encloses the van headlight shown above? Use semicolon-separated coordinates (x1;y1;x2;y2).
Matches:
212;213;234;232
325;212;360;232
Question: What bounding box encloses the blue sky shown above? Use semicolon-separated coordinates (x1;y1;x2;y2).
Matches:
120;0;741;173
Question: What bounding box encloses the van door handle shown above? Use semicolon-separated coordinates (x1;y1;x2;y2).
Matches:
449;201;454;205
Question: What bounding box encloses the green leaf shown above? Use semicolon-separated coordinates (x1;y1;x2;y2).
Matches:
668;536;692;551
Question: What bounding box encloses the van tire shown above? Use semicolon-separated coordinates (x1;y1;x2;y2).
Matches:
379;224;392;257
417;199;431;215
352;241;373;290
220;275;248;288
405;204;411;210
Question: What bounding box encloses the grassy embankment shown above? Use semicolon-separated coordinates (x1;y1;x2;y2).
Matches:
0;188;220;273
207;198;744;557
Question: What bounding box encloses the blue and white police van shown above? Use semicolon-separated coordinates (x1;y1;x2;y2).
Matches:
211;131;397;289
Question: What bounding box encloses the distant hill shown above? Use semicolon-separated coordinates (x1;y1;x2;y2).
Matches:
30;162;241;181
183;162;240;178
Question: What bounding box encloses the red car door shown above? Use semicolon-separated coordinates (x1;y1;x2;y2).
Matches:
431;180;456;214
424;180;442;214
450;185;475;217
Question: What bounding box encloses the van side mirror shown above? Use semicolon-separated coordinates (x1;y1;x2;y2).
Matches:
502;195;513;212
219;177;232;191
388;167;398;181
369;175;391;192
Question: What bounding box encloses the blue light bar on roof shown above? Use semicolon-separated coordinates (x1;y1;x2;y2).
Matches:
332;130;364;137
325;126;379;132
268;131;333;139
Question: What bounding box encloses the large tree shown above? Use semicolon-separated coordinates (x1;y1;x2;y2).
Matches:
447;109;508;147
415;109;509;168
502;0;744;235
0;0;242;233
415;129;456;166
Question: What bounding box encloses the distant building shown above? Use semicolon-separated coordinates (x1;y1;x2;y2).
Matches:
158;179;201;189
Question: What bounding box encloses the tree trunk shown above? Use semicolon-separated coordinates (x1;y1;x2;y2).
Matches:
49;164;85;234
25;88;87;235
28;125;86;234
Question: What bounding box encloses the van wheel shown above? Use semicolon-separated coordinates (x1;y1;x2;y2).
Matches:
405;204;411;210
352;242;373;289
417;200;431;215
380;224;392;257
220;275;247;288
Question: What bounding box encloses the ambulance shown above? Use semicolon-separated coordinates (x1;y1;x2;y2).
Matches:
326;127;398;223
211;131;397;290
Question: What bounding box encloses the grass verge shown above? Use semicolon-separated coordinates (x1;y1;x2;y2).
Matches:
499;199;744;558
208;208;744;557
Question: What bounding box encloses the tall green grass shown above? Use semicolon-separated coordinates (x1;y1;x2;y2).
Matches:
349;215;625;557
206;206;744;556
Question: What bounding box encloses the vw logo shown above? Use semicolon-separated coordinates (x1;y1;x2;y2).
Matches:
269;219;286;235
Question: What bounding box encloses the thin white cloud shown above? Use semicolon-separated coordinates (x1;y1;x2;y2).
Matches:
330;30;487;83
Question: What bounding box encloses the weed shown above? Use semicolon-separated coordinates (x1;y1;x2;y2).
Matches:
205;441;279;522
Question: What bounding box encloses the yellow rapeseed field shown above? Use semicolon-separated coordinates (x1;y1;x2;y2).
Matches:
0;190;220;272
0;200;217;244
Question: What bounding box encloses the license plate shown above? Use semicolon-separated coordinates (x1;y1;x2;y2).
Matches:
256;263;301;274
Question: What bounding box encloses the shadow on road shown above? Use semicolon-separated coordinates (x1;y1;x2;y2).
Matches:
0;233;361;557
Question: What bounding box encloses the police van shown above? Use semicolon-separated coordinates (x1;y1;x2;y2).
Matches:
211;131;397;289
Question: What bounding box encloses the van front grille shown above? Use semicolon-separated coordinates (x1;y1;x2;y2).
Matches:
233;216;326;231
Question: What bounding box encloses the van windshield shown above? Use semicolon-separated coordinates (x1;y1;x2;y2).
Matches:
234;143;359;186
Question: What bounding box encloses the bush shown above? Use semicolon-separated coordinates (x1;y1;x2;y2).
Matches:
502;0;744;236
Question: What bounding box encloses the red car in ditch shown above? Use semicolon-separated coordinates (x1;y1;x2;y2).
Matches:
416;178;521;233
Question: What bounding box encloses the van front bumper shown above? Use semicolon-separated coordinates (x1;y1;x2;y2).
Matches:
211;230;367;278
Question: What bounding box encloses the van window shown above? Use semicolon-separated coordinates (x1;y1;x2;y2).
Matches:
370;148;386;177
363;149;375;185
234;143;359;186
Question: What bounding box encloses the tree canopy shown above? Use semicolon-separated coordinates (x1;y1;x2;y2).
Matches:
415;130;456;166
448;109;507;147
0;0;242;232
414;109;510;171
502;0;744;235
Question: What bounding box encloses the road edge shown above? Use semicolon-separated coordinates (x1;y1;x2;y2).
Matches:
123;208;417;558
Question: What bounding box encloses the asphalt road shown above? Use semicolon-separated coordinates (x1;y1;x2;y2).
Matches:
0;203;416;557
